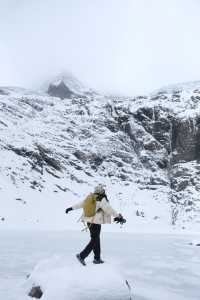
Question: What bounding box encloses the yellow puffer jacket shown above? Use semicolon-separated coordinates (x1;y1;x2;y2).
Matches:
72;197;119;224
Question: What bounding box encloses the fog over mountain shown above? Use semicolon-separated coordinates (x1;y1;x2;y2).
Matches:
1;0;200;95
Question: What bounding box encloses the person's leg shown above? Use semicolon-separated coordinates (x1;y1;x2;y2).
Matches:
93;224;101;260
79;223;96;259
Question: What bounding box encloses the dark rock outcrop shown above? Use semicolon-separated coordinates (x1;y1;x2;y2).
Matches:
47;80;74;99
28;286;43;298
171;118;200;163
0;89;9;95
7;144;62;173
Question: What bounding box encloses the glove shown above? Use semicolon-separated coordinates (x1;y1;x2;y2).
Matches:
65;207;73;214
114;214;126;225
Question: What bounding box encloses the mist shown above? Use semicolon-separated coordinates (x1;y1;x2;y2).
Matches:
1;0;200;95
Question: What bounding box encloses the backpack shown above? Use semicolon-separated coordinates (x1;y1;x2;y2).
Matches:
83;193;97;217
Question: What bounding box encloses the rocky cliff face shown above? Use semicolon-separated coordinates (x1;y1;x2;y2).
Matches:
0;77;200;230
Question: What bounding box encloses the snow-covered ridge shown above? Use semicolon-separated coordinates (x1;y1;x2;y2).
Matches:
0;77;200;232
156;80;200;94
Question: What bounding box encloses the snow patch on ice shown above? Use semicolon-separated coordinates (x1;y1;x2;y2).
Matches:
26;255;132;300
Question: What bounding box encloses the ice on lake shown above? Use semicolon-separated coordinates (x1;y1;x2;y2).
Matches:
0;230;199;300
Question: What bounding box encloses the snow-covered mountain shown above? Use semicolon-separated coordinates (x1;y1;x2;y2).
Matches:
43;72;95;99
0;74;200;232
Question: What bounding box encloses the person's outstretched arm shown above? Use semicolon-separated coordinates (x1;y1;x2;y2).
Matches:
72;201;84;210
65;200;84;214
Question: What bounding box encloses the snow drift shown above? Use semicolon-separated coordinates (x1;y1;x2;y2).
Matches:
26;256;132;300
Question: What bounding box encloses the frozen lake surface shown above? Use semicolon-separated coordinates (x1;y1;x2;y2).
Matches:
0;230;199;300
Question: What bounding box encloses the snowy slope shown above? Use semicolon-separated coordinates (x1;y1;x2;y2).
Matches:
0;76;200;232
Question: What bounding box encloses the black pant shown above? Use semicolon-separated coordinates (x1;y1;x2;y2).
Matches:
80;223;101;260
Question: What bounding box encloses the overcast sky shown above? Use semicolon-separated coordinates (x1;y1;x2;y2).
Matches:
0;0;200;95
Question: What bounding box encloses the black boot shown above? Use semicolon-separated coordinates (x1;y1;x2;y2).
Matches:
76;254;86;266
93;258;104;264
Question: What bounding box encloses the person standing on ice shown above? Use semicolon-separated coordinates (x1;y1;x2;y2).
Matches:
65;184;126;265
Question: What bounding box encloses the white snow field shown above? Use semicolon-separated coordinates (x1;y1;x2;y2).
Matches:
0;231;199;300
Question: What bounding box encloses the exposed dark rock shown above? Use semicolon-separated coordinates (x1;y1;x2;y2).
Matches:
143;140;162;151
36;144;62;171
149;176;168;186
45;168;61;178
73;151;104;170
89;153;104;169
0;120;8;127
104;119;119;133
84;171;93;177
140;155;156;170
151;120;171;152
151;92;168;101
171;179;189;192
55;184;69;192
114;151;133;164
117;173;131;181
187;200;193;206
73;150;87;161
133;107;154;123
136;95;148;100
68;161;83;170
70;174;85;184
156;159;168;169
0;88;9;95
7;144;62;172
21;98;43;112
133;107;172;153
171;118;200;163
133;104;200;167
191;95;200;102
28;286;43;298
136;210;145;217
47;80;74;99
16;198;26;204
188;242;200;246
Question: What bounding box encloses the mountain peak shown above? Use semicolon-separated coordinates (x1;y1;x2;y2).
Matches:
45;72;94;99
47;80;74;99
